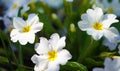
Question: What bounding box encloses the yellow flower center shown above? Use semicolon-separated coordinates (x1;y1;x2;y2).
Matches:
12;3;18;9
48;50;58;61
93;22;103;30
108;7;114;13
22;25;31;33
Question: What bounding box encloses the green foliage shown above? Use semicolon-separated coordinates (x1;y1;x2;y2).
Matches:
60;62;88;71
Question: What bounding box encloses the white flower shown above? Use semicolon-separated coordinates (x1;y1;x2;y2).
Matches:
96;0;120;16
3;0;31;17
10;14;43;45
31;33;72;71
78;7;119;41
93;57;120;71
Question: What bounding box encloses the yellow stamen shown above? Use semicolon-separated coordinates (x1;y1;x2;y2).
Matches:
48;50;58;61
12;3;18;9
23;25;31;33
93;22;103;30
108;7;114;13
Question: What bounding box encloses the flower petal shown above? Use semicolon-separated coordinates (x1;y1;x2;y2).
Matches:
31;22;43;33
56;36;66;51
104;57;112;67
46;62;60;71
35;37;50;54
49;33;60;49
13;17;26;29
31;54;48;71
86;7;103;22
10;29;20;42
93;68;104;71
103;27;119;43
78;20;91;31
102;14;118;28
18;32;35;45
103;38;117;51
55;49;72;65
26;14;39;26
87;29;103;40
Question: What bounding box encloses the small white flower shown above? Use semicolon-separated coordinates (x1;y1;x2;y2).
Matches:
3;0;32;17
96;0;120;16
78;6;119;41
31;33;72;71
5;0;27;17
10;14;43;45
93;57;120;71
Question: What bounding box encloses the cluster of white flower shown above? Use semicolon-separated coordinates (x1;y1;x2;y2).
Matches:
10;13;72;71
8;0;120;71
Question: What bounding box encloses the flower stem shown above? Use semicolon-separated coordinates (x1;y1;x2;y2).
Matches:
0;30;12;70
8;38;19;67
78;37;95;63
19;44;23;65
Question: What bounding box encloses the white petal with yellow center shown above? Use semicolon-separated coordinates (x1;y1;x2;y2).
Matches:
22;25;31;33
10;14;43;45
93;22;103;30
48;50;58;61
78;6;118;40
31;33;72;71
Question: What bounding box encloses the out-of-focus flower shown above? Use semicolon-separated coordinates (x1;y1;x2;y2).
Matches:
42;0;73;8
0;16;12;33
3;0;28;17
2;0;34;17
66;0;73;2
102;28;119;51
31;33;72;71
78;6;119;42
43;0;63;8
20;5;30;16
93;57;120;71
103;38;118;51
10;14;43;45
96;0;120;16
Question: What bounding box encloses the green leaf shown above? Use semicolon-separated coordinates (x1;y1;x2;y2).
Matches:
38;13;57;37
0;56;9;63
60;62;88;71
100;52;116;57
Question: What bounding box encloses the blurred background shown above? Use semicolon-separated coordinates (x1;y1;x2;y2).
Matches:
0;0;120;71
